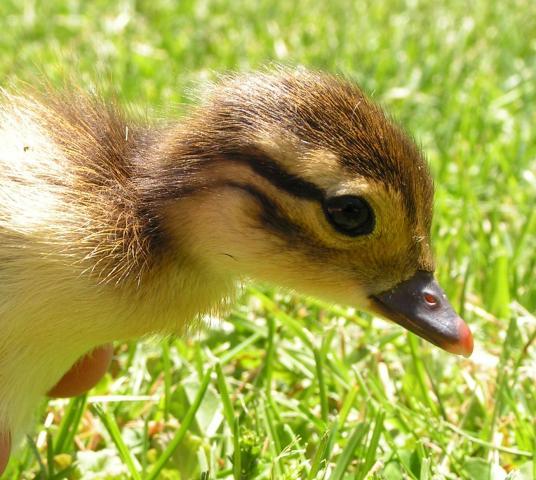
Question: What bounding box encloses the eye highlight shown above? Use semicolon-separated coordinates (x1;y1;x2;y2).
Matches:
323;195;375;236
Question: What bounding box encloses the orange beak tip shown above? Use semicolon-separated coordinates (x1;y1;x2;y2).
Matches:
449;318;474;358
413;318;474;357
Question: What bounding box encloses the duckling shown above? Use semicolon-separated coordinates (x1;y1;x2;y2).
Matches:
0;68;473;462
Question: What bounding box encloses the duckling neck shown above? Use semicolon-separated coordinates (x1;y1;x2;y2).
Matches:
0;97;236;336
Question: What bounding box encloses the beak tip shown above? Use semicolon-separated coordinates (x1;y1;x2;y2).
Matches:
458;318;474;357
445;318;474;357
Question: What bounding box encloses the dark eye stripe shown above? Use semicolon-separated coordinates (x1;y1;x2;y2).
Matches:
223;181;306;240
221;150;324;202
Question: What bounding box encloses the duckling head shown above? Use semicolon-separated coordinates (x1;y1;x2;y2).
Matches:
158;69;473;356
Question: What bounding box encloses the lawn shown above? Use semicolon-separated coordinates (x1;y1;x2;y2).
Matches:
0;0;534;478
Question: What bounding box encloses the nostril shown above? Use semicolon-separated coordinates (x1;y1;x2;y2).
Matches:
423;292;439;308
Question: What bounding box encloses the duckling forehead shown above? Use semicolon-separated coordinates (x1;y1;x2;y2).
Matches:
252;125;432;231
286;99;433;225
253;131;346;190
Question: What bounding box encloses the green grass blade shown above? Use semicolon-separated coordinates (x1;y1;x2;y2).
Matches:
215;361;235;431
26;435;47;478
54;394;87;454
146;367;213;480
359;409;385;479
338;385;359;428
313;347;329;424
307;422;339;480
46;431;55;477
219;332;264;365
233;417;241;480
407;335;436;413
331;423;368;480
91;403;142;480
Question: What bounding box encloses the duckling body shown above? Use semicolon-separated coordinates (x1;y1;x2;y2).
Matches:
0;92;228;439
0;69;472;452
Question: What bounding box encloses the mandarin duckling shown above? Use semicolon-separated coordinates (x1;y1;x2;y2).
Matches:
0;69;473;465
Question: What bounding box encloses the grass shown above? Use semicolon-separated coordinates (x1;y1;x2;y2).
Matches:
0;0;535;478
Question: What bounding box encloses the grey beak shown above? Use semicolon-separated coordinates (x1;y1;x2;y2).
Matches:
369;271;473;357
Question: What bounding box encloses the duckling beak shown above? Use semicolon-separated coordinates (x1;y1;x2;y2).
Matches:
369;271;473;357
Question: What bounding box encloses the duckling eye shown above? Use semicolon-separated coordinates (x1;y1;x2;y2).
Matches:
323;195;375;236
